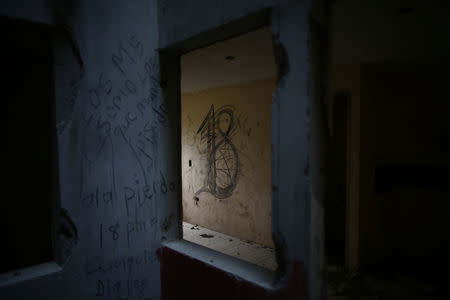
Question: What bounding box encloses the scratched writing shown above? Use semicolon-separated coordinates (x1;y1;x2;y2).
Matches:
194;104;240;200
81;187;113;209
85;249;157;276
97;217;159;249
124;172;176;217
82;36;164;146
95;277;152;299
78;33;168;299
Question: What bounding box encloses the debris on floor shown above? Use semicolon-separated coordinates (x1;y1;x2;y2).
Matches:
182;221;277;271
200;233;214;238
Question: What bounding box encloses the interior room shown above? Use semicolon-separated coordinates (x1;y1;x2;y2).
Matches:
180;26;277;271
326;0;450;297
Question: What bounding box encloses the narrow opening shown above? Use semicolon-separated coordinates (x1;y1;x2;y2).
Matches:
180;26;277;271
325;92;349;266
1;17;55;273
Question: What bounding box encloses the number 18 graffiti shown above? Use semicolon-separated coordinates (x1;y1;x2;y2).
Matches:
194;104;239;199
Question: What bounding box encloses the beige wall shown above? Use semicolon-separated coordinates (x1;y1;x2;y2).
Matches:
181;78;275;247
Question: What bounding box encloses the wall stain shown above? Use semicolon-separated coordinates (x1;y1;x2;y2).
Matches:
58;208;78;264
272;35;290;85
160;215;174;232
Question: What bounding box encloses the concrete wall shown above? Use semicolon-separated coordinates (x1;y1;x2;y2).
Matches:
1;0;165;298
1;0;327;299
181;78;275;247
156;0;327;298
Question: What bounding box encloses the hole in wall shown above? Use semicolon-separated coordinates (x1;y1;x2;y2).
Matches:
180;26;277;271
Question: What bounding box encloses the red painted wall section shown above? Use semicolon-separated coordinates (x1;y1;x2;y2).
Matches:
158;246;308;300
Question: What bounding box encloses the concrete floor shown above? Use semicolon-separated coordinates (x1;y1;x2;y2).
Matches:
325;265;446;299
182;222;277;271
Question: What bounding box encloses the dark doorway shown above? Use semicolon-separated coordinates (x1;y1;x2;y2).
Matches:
1;16;55;273
325;92;349;266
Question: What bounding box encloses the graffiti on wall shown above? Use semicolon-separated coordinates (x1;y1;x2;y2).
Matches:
194;104;239;200
66;32;174;299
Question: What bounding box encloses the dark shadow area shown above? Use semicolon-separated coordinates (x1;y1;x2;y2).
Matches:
325;92;348;266
327;1;450;297
374;163;450;194
326;64;450;298
1;16;55;273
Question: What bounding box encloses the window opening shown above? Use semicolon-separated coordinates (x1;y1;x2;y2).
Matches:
180;26;277;271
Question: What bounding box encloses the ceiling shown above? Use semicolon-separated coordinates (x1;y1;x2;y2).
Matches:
181;26;276;94
181;0;450;93
331;0;450;64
